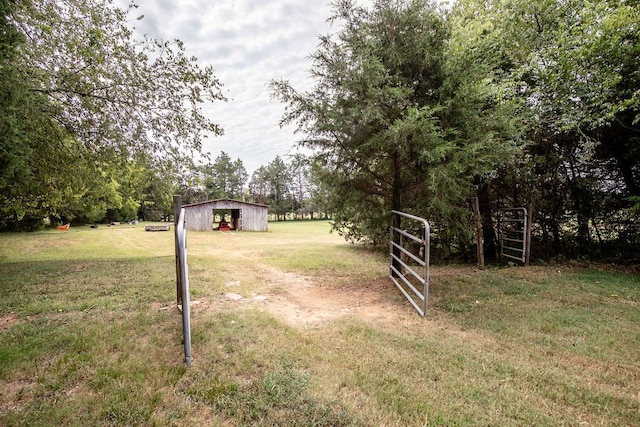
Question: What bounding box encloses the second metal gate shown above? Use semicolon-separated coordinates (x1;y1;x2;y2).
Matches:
499;207;529;264
389;210;431;317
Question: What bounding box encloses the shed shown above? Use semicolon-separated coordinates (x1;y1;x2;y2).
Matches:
182;199;268;232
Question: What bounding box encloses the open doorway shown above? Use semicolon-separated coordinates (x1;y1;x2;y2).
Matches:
212;209;240;231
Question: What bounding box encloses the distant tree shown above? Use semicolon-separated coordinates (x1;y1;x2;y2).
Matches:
138;161;177;221
201;151;248;200
248;156;294;219
304;159;334;220
289;154;313;218
271;0;522;245
0;0;224;229
452;0;640;256
265;156;292;220
248;166;270;206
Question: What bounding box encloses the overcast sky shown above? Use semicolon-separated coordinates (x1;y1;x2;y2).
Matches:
123;0;356;175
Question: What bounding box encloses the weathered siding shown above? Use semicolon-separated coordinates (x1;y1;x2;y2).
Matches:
183;199;268;232
184;204;213;231
241;205;268;232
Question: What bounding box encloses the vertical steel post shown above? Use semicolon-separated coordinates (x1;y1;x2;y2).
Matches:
173;195;182;306
177;208;192;367
423;220;430;317
525;205;533;267
390;210;431;317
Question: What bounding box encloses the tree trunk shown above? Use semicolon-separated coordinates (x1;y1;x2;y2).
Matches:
391;150;402;277
472;196;485;269
477;181;497;262
173;195;182;306
525;204;533;267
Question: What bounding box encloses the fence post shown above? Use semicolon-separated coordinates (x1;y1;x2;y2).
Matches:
389;210;431;317
472;196;485;270
173;195;182;306
525;204;533;267
175;207;192;367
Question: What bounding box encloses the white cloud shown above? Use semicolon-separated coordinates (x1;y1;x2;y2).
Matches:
122;0;340;173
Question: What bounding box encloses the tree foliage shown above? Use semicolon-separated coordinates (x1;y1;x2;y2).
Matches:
452;0;640;258
248;156;292;219
246;154;331;220
12;0;224;157
0;0;224;229
200;151;248;200
271;0;523;245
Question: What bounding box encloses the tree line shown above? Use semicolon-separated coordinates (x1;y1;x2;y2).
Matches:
175;151;332;221
2;0;639;263
0;0;325;229
1;0;223;229
270;0;640;262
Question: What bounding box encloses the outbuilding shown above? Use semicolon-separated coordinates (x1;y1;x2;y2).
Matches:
182;199;268;232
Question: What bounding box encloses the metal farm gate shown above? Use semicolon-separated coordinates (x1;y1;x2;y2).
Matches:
499;207;530;265
173;196;192;367
389;210;431;317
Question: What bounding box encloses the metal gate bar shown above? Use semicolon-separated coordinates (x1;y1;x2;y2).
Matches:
389;210;431;317
500;208;528;264
176;207;192;367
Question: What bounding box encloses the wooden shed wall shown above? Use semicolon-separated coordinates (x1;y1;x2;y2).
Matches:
240;205;268;232
183;200;268;232
184;204;214;231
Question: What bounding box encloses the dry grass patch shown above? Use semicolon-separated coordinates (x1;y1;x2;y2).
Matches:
1;221;639;425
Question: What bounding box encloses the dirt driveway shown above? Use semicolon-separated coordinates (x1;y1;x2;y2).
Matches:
197;263;426;329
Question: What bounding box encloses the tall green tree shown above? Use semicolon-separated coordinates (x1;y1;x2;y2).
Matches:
453;0;640;253
201;151;248;200
543;1;640;211
248;156;293;219
1;0;224;229
271;0;522;245
265;156;292;220
1;0;62;229
137;160;177;221
539;0;639;249
248;166;270;206
289;154;312;218
306;159;333;220
12;0;224;157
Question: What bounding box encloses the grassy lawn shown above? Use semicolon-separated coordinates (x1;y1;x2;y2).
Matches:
1;221;639;426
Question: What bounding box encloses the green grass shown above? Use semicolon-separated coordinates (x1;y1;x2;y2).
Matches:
1;221;639;425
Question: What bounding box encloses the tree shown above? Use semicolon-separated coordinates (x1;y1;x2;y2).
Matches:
12;0;224;158
265;156;292;220
0;0;62;229
138;160;177;221
201;151;248;200
306;159;333;220
271;0;522;246
248;166;270;206
452;0;640;256
543;1;640;221
1;0;224;229
289;154;313;218
248;156;293;219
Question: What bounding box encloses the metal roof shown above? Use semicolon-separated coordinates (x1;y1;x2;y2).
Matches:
182;198;268;209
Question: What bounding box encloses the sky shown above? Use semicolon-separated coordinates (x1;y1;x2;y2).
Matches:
123;0;353;175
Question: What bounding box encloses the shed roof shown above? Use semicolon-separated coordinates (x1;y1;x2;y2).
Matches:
182;198;268;209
